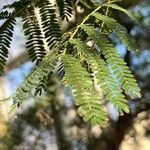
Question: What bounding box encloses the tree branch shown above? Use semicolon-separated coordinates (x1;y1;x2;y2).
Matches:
5;51;28;72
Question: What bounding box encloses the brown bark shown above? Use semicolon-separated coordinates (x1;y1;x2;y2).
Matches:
5;51;28;72
48;78;73;150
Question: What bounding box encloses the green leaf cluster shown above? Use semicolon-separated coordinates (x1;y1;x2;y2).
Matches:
0;0;141;126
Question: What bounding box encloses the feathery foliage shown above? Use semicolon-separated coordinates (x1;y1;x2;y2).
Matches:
13;50;58;105
69;38;129;113
63;54;107;126
103;3;139;23
0;11;11;20
80;24;140;98
56;0;73;21
23;6;46;64
38;0;62;50
0;17;16;75
92;12;137;51
34;58;64;96
0;0;141;126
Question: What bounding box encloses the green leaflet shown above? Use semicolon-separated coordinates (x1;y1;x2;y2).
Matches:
69;38;129;113
63;54;107;126
0;17;16;75
38;0;62;50
13;50;58;105
23;6;46;64
34;58;64;96
0;11;11;20
56;0;73;21
92;12;137;51
80;24;141;99
103;3;139;24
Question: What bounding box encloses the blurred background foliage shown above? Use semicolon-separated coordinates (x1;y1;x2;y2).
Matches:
0;0;150;150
